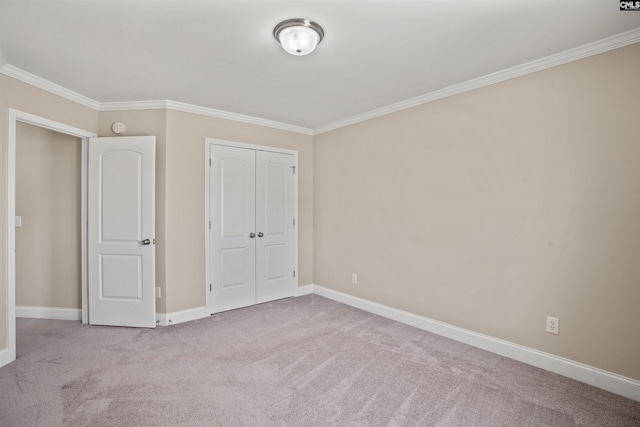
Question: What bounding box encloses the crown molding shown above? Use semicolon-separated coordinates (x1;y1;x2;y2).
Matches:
313;28;640;135
0;63;100;111
99;100;168;111
100;99;314;135
0;59;312;135
164;100;314;135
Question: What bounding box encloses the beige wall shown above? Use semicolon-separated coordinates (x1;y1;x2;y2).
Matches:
164;110;313;312
0;74;99;352
97;109;313;314
313;43;640;380
15;123;82;308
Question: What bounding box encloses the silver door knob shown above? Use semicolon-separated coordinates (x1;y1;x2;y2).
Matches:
249;233;256;238
258;232;264;237
141;239;151;245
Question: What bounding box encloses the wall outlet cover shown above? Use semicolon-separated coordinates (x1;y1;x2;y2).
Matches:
546;316;559;335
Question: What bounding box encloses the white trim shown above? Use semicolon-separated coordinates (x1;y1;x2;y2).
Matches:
100;100;314;136
166;100;313;135
4;109;96;369
99;100;167;111
204;141;212;314
204;138;299;315
15;306;82;321
0;65;312;135
292;152;299;298
6;110;16;366
313;28;640;134
311;284;640;402
80;138;88;324
205;138;298;156
0;64;100;111
294;284;314;297
0;348;10;367
156;306;208;327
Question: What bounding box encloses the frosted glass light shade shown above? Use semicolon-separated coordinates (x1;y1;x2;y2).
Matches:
273;19;324;56
278;26;319;56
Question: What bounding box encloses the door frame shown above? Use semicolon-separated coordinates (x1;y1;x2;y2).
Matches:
204;138;298;315
5;109;96;364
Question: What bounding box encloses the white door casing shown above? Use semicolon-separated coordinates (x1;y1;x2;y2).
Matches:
88;136;156;328
4;109;96;368
207;139;297;314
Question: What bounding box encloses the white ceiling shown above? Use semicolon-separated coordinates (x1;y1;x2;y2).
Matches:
1;1;639;132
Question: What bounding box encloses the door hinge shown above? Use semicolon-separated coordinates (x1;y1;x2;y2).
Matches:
209;283;212;292
293;270;296;278
293;218;295;226
291;166;296;174
209;221;211;229
209;158;212;167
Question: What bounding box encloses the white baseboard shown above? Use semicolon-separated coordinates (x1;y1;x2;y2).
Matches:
311;284;640;402
295;284;314;296
0;347;11;368
16;306;82;321
156;285;313;326
16;288;635;400
156;306;208;326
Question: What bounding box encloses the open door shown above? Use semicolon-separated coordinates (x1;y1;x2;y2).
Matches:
88;136;156;328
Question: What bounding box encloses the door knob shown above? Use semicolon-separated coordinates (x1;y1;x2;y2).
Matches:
258;232;264;237
141;239;151;245
249;233;256;238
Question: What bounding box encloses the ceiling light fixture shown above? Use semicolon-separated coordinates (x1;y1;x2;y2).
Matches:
273;18;324;56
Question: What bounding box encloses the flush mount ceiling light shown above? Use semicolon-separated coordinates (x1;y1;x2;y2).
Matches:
273;18;324;56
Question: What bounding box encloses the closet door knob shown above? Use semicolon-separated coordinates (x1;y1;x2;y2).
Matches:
258;232;264;237
249;233;256;238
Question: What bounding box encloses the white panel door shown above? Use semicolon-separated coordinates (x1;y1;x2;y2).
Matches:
209;143;296;313
210;145;256;313
256;151;295;303
88;136;156;328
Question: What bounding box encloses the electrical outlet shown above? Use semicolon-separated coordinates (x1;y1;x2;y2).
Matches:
351;273;358;285
156;287;161;299
546;316;559;335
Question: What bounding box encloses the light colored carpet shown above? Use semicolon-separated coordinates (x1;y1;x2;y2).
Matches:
0;294;638;426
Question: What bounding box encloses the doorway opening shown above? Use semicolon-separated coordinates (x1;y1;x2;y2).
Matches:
15;123;82;358
3;109;96;367
16;123;82;320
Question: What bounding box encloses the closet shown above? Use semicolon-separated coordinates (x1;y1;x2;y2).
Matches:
208;141;297;313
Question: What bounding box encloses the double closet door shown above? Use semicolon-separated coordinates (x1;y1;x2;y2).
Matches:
209;143;296;313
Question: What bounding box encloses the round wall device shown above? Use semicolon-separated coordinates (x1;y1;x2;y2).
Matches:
111;121;126;135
